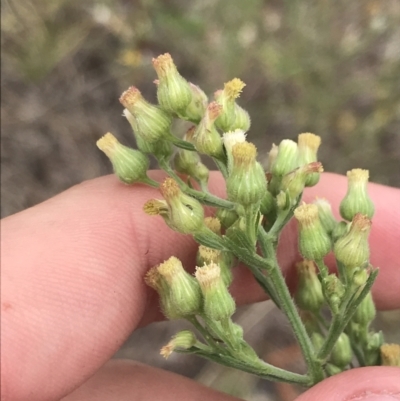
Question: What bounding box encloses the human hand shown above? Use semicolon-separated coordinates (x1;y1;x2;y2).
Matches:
1;171;400;401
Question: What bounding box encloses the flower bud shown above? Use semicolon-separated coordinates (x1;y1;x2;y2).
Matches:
160;330;198;359
294;203;332;261
311;332;325;351
266;143;279;172
157;256;202;317
226;142;267;206
322;274;345;314
96;133;150;184
123;109;173;159
281;162;324;203
352;292;376;326
330;333;352;368
144;178;205;235
173;137;209;186
152;53;192;115
334;213;371;270
144;266;180;320
182;83;208;123
271;139;298;177
192;102;224;160
216;208;239;229
297;133;322;186
313;198;338;236
223;129;247;174
233;103;251;131
260;190;275;215
380;344;400;367
214;78;246;132
295;260;325;312
331;220;349;243
195;262;236;321
340;169;375;221
119;87;172;143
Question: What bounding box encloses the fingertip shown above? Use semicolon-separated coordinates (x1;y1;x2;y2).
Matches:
296;367;400;401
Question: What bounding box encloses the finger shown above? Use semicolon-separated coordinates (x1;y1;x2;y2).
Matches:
61;359;240;401
2;172;399;401
295;366;400;400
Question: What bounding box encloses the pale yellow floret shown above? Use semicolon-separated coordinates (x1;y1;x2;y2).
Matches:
232;142;257;164
198;245;221;263
143;199;168;215
298;133;322;152
294;203;319;227
195;262;221;289
224;78;246;100
157;256;184;283
96;133;119;158
380;344;400;366
204;217;221;234
119;86;142;107
160;177;181;199
152;53;176;77
347;168;369;183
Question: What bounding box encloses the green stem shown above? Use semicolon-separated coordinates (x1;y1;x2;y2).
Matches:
212;157;229;180
178;348;311;385
158;158;235;209
187;316;226;353
257;227;324;383
140;177;159;188
317;270;378;362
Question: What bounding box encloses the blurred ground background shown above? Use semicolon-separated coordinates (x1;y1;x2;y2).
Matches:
1;0;400;399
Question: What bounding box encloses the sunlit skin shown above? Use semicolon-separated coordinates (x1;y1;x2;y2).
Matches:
1;171;400;401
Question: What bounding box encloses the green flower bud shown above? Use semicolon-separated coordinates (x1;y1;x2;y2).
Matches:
157;256;202;317
119;86;172;143
313;198;338;236
223;129;247;174
311;332;325;351
152;53;192;115
365;331;384;365
266;143;279;172
326;363;343;376
330;333;352;368
216;208;239;229
173;130;209;186
352;292;376;326
183;82;208;123
294;203;332;261
322;274;345;314
281;162;324;203
271;139;298;177
123;109;173;159
144;266;180;320
260;190;275;215
144;178;205;235
233;103;251;131
192;102;224;159
295;260;325;312
380;344;400;367
96;133;150;184
160;330;198;359
340;169;375;221
214;78;246;132
300;310;321;336
297;133;322;186
196;245;234;286
226;142;267;206
334;213;371;271
195;262;236;321
331;220;349;243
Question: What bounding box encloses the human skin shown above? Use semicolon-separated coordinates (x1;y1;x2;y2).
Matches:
1;171;400;401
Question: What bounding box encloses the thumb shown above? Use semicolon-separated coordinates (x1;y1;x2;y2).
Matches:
296;367;400;401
